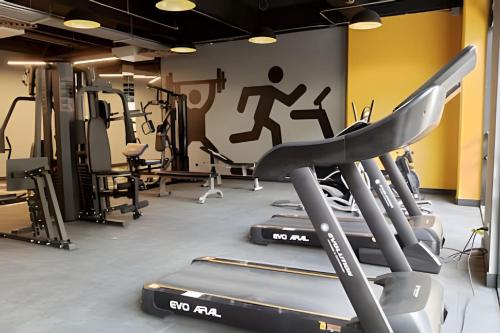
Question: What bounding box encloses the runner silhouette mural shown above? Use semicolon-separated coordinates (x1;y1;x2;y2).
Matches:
229;66;307;146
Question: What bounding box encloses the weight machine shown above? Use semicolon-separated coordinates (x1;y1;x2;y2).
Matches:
74;68;149;225
137;84;189;174
0;63;150;250
134;84;223;203
0;65;75;249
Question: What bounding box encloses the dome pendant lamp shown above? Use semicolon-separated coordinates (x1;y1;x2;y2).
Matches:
249;0;277;45
156;0;196;12
170;41;197;54
64;8;101;29
249;26;277;44
349;8;382;30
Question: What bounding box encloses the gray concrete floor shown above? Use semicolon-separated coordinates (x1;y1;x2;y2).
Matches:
0;180;499;333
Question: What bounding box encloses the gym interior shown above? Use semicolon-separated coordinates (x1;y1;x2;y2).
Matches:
0;1;499;332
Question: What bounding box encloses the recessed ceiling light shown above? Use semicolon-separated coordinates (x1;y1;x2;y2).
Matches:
155;0;196;12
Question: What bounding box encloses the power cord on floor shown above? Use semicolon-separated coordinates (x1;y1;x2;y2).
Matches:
449;227;489;333
440;227;488;296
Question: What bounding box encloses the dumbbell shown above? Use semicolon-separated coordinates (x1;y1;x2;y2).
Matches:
166;68;227;93
216;68;226;93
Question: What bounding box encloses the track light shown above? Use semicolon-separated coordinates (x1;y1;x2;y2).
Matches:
134;75;160;79
64;8;101;29
249;26;277;44
148;76;161;84
99;73;160;79
170;42;197;54
349;8;382;30
99;74;124;78
155;0;196;12
73;57;119;65
7;61;47;66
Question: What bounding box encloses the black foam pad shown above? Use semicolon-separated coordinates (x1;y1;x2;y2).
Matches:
87;117;112;173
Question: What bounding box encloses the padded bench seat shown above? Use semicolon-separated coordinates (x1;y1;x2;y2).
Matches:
156;171;215;178
142;159;163;166
156;170;222;204
0;193;25;205
95;170;132;176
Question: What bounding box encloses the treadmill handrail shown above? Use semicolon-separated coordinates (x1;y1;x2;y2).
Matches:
255;85;447;181
254;45;477;181
395;45;477;109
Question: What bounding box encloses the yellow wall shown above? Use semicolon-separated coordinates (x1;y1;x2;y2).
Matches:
347;11;463;190
456;0;490;201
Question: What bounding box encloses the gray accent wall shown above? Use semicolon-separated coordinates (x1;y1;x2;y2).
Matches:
162;28;347;171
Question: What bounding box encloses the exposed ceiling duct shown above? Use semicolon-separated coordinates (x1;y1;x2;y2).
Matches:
0;0;464;55
0;0;169;52
0;25;23;39
112;45;156;62
0;0;49;24
42;17;169;51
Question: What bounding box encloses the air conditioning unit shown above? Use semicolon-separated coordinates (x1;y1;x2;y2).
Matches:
0;25;24;39
112;45;156;62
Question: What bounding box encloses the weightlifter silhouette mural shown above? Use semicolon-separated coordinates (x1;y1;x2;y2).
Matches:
166;69;226;152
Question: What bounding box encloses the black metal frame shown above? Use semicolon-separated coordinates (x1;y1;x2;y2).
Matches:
74;75;148;225
0;159;75;250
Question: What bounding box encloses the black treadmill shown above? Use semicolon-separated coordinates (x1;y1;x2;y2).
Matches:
249;46;475;274
249;154;444;273
250;148;443;256
141;46;476;333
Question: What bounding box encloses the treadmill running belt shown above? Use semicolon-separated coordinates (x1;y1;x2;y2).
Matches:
143;258;384;329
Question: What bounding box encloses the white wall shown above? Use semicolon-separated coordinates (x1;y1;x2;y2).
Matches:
0;28;347;176
162;28;347;171
0;54;160;176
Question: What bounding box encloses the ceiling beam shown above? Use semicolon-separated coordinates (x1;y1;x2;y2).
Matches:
0;37;50;57
372;0;463;16
193;0;260;34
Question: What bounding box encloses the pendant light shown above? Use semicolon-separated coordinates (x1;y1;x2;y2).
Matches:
170;41;197;54
64;8;101;29
249;0;277;45
249;26;277;44
155;0;196;12
349;8;382;30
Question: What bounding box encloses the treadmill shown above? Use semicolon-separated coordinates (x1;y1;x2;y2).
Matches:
249;151;443;273
141;46;476;333
249;47;473;273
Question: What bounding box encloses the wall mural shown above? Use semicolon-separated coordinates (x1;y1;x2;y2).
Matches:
162;28;347;169
168;66;335;155
166;69;226;152
290;86;334;139
230;66;307;146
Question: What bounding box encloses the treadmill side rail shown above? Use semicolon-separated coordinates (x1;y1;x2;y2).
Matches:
290;167;392;333
375;272;445;333
142;284;350;333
